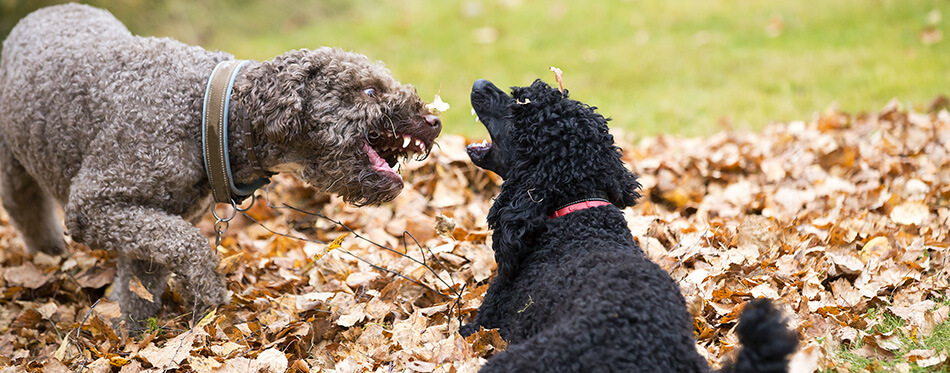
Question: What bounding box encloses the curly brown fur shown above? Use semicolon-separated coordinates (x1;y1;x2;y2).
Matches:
0;4;440;325
462;79;797;372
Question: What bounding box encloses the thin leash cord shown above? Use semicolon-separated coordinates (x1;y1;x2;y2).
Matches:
224;187;467;324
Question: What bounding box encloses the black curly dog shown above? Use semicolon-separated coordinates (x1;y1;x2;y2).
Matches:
461;79;798;372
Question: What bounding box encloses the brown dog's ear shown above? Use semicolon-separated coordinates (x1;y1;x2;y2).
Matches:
244;49;324;144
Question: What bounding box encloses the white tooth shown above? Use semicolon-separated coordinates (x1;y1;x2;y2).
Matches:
415;139;422;148
481;139;488;145
403;136;411;148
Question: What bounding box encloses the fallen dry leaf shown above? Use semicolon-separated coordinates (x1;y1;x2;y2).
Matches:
426;93;451;114
128;275;154;303
890;201;930;226
550;66;564;93
138;330;196;370
3;262;51;289
188;354;223;373
906;349;948;368
256;348;289;373
465;327;508;358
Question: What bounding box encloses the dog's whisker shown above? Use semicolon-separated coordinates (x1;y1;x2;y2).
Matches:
383;113;398;138
421;145;434;161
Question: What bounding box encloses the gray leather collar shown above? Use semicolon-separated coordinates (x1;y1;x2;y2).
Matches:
202;60;269;204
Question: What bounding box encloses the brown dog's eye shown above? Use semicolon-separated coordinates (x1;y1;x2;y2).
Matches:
363;87;377;98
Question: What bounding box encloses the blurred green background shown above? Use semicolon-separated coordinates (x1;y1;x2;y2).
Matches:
2;0;948;137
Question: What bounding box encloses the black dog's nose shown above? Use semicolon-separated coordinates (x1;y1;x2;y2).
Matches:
425;114;441;128
473;79;492;91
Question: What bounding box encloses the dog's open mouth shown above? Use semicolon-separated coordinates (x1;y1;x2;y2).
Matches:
363;130;431;177
466;139;492;164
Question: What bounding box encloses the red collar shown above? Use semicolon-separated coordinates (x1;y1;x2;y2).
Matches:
549;199;612;219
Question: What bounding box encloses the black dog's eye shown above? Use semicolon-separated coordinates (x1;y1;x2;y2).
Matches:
363;87;377;98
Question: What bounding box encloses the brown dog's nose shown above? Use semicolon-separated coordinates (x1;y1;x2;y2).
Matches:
425;114;441;128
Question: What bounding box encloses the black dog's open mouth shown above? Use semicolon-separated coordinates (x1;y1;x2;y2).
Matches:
466;79;514;178
466;137;492;164
363;129;432;178
467;80;499;165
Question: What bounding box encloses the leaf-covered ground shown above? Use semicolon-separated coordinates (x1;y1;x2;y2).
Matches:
1;100;950;372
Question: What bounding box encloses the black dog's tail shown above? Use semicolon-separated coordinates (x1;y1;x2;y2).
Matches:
718;299;799;373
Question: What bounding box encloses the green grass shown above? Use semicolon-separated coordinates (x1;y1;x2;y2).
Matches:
832;305;950;372
145;317;162;335
3;0;949;137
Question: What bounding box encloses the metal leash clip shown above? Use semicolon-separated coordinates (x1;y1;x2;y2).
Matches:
211;194;256;247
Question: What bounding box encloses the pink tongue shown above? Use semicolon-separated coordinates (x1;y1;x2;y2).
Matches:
362;143;402;180
363;143;388;168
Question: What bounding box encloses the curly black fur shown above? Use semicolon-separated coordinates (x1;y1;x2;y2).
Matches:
721;299;801;373
463;79;798;372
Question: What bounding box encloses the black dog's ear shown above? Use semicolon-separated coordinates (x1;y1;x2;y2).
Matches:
486;183;547;281
606;156;642;209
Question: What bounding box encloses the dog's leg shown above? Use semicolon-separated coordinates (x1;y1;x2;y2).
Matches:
0;138;65;254
114;255;169;327
476;320;588;373
65;190;228;321
459;280;512;337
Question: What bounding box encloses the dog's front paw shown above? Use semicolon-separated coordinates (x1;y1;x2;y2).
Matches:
182;273;230;310
203;285;231;308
